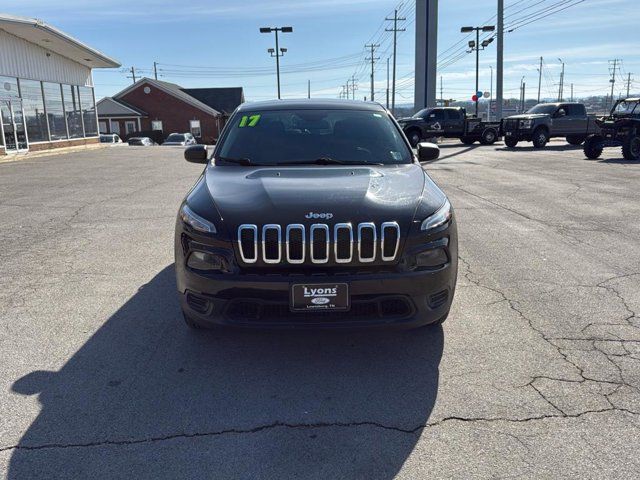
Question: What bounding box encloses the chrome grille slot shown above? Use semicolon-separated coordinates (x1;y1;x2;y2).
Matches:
310;224;330;264
238;224;258;263
237;221;401;265
262;224;282;263
334;223;353;263
381;222;400;261
357;223;376;262
286;224;305;264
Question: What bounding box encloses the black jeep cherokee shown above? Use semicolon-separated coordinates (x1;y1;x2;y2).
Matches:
175;99;458;329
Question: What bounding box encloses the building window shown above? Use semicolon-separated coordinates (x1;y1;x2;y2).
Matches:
125;121;136;134
63;85;83;138
98;121;108;133
79;86;97;137
19;79;48;142
43;82;67;140
151;120;163;131
190;119;201;137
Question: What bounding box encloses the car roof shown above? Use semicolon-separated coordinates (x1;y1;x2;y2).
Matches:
236;98;387;113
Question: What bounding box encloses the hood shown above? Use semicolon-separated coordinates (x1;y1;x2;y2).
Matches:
203;163;442;235
397;117;421;123
163;142;185;146
505;113;549;120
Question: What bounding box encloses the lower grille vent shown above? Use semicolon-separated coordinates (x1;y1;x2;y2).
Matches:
428;290;449;309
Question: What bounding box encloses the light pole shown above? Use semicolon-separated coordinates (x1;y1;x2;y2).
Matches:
461;25;495;117
260;26;293;99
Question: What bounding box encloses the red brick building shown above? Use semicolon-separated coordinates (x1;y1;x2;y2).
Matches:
97;78;244;144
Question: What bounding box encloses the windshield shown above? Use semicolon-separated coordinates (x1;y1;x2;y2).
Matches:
412;108;430;118
613;100;639;115
217;109;412;166
166;134;185;142
526;104;557;115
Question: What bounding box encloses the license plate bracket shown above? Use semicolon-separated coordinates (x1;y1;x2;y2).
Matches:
290;283;350;312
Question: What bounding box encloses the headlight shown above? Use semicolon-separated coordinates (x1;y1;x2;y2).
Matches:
421;199;452;231
179;204;216;233
520;119;533;129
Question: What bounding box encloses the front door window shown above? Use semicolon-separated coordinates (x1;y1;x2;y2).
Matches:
110;120;121;135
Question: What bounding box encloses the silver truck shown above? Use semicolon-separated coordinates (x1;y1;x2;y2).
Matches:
502;102;599;149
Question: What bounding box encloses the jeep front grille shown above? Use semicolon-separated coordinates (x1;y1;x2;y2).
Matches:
237;222;401;265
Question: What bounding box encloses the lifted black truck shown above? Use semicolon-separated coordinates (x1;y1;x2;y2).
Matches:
502;102;599;149
397;107;502;147
583;98;640;161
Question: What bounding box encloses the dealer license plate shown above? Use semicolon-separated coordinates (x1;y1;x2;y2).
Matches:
290;283;350;312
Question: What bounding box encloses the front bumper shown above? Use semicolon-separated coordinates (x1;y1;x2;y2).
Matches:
178;264;456;329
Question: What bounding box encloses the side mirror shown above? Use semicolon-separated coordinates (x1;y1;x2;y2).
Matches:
417;142;440;162
184;145;208;163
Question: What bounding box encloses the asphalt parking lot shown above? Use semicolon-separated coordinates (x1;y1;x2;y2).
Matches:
1;141;639;479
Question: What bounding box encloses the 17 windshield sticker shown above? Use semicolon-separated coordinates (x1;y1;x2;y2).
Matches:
238;114;261;127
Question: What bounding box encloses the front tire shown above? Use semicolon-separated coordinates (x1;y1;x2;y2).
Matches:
622;134;640;161
583;135;604;159
504;136;518;148
566;135;585;146
460;137;475;145
532;127;549;148
480;128;497;145
182;310;203;330
407;129;422;147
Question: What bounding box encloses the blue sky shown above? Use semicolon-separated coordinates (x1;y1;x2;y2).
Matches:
5;0;638;104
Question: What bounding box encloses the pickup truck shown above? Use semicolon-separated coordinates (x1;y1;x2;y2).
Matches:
502;102;599;148
397;107;502;147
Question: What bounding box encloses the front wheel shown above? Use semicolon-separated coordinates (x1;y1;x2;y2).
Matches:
407;129;422;147
504;136;518;148
480;128;497;145
583;135;604;159
566;135;585;146
622;134;640;161
460;137;475;145
532;128;549;148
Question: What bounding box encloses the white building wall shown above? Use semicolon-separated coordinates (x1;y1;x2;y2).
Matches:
0;29;93;87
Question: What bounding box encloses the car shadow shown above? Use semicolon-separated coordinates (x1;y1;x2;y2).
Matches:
494;144;582;152
8;265;444;479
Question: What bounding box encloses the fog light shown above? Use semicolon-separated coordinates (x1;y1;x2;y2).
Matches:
412;248;448;269
187;251;225;272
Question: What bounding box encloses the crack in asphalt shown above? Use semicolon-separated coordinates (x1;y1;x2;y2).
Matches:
1;409;637;454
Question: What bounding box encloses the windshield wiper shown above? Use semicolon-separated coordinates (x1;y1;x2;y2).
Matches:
277;157;384;166
216;156;278;166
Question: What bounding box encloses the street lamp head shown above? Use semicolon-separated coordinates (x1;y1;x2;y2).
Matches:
468;40;476;48
259;27;272;33
481;39;493;47
267;48;275;53
482;25;495;32
280;48;287;53
281;26;293;33
461;26;474;33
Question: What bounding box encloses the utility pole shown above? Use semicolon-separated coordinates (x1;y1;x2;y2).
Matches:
626;72;633;98
260;26;293;99
496;0;504;120
308;80;311;99
386;9;406;114
537;56;542;103
520;76;525;112
609;59;620;108
386;57;390;109
350;75;358;100
440;75;443;107
365;43;380;102
153;61;158;80
570;83;574;102
461;25;495;117
558;59;564;102
489;66;493;121
130;66;137;84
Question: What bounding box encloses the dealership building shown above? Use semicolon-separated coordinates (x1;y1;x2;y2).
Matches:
0;14;120;155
